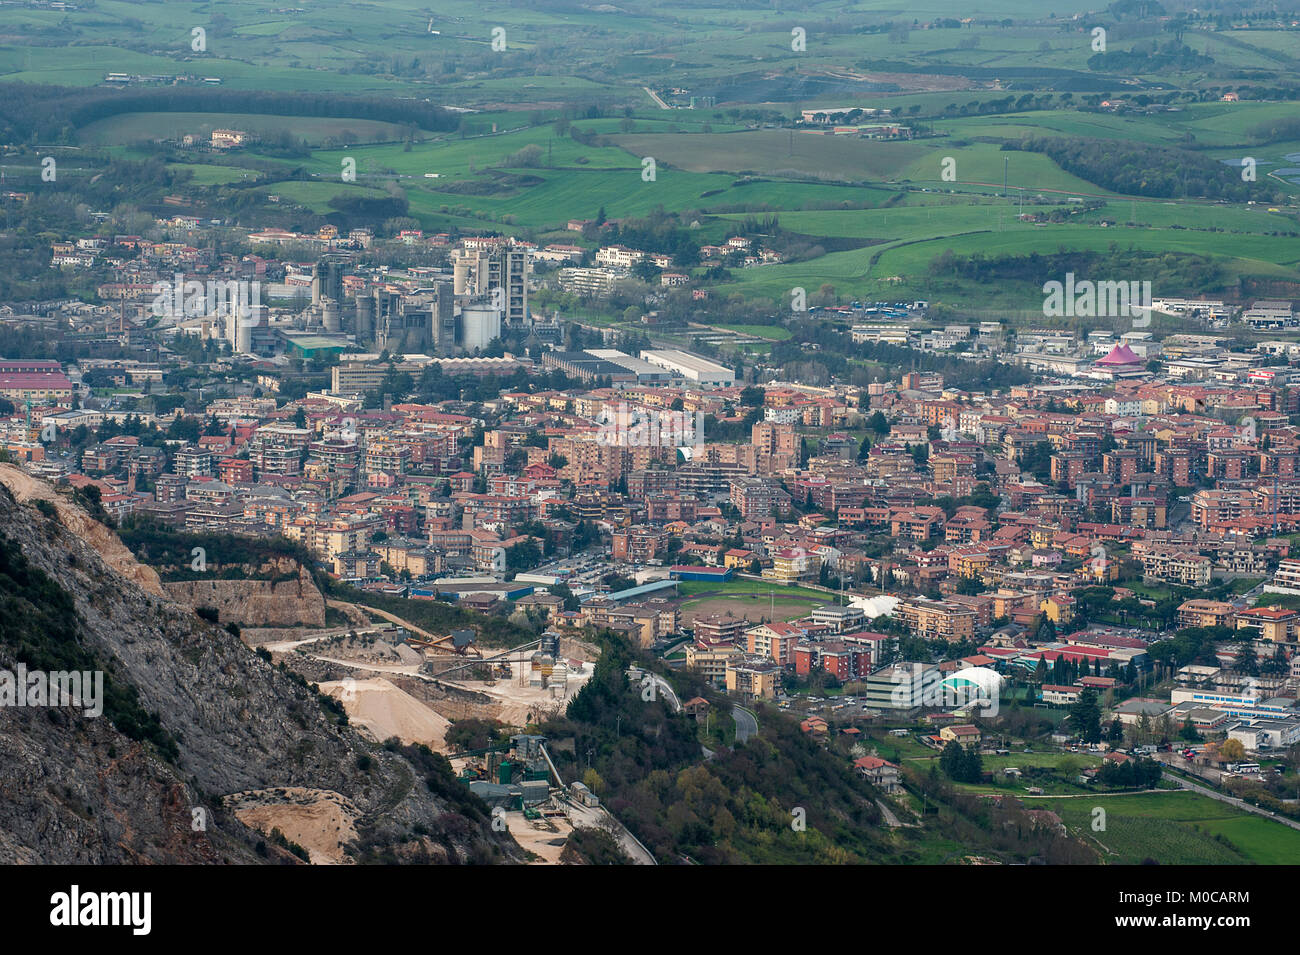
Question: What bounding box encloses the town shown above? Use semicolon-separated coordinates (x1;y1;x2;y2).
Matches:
7;205;1300;867
3;0;1300;893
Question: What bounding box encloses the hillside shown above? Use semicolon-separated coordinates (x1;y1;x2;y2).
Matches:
0;467;516;864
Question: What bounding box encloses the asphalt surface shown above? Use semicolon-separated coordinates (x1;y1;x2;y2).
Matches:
733;706;758;743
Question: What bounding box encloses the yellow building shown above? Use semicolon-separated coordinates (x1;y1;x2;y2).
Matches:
1039;594;1075;625
1235;607;1300;644
725;657;781;700
686;644;743;689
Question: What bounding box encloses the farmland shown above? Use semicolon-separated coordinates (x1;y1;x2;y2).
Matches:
1031;791;1300;865
2;0;1296;317
79;112;424;147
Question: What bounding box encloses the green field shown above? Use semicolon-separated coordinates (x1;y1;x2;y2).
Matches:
1029;791;1300;865
8;0;1300;319
676;580;830;601
251;180;392;212
168;162;259;186
80;112;424;147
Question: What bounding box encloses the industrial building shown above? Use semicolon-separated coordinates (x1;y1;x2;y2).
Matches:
639;349;736;387
540;348;678;386
453;243;530;327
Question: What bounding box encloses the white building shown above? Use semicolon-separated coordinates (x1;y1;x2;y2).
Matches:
639;349;735;388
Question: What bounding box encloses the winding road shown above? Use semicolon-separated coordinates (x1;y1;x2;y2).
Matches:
733;705;758;743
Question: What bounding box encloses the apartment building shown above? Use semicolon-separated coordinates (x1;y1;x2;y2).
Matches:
793;641;872;681
686;643;743;688
611;525;668;563
745;622;805;665
725;657;782;700
861;663;942;710
693;613;747;648
1176;599;1236;630
1236;606;1300;644
1141;548;1212;587
895;597;976;641
766;547;819;584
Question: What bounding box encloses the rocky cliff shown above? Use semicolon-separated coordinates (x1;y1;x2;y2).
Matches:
0;469;517;865
164;565;327;628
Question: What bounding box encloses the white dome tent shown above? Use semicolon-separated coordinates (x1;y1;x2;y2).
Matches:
938;667;1003;711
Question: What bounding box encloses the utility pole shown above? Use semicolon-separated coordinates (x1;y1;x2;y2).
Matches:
1002;156;1008;197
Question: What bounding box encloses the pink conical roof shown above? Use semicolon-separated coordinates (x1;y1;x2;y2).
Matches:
1096;343;1142;366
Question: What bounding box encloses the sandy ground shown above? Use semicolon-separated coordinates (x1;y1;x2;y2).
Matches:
506;812;573;865
311;655;424;676
441;660;594;725
229;788;360;865
260;629;351;653
319;677;450;750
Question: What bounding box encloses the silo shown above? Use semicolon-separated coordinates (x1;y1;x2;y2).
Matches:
453;254;471;296
433;282;456;354
460;301;501;352
321;297;341;334
355;294;375;344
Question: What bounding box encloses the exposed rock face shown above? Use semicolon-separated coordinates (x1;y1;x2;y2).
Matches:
0;473;517;865
164;566;327;628
228;788;360;865
0;464;164;597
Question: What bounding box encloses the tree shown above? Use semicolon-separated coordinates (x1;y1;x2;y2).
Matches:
1237;640;1259;677
582;767;606;794
940;740;964;779
1220;738;1246;761
1135;711;1153;746
1071;687;1102;743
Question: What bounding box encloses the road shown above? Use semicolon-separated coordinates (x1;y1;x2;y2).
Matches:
562;798;657;865
733;705;758;743
876;799;910;828
642;672;681;713
1157;763;1300;831
328;599;443;643
259;627;353;653
642;86;671;110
